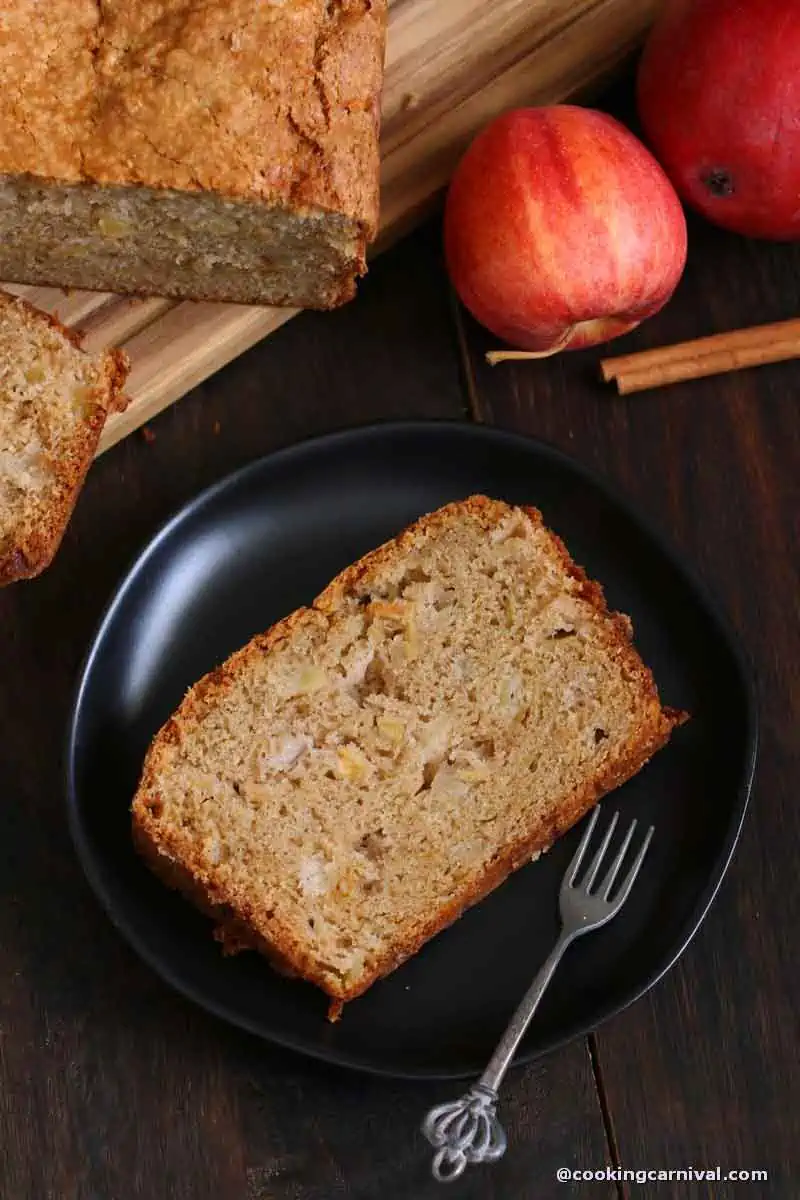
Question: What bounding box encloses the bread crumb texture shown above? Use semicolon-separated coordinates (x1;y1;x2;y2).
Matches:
0;1;387;306
0;291;128;583
133;497;682;1010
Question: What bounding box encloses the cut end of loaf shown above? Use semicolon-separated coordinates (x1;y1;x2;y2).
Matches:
132;497;683;1011
0;178;367;308
0;291;129;584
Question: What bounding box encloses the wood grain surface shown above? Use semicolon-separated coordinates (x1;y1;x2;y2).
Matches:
1;0;662;454
1;88;797;1200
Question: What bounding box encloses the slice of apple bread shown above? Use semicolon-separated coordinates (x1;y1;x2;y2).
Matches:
132;496;682;1016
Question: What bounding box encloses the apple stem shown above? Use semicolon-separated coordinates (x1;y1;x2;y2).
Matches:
485;325;577;365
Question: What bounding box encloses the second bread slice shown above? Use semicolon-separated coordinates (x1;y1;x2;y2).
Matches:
132;497;682;1016
0;292;128;584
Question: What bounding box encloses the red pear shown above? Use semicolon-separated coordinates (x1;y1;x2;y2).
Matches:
638;0;800;240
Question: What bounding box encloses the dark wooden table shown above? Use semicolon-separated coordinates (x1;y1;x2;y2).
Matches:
1;121;798;1200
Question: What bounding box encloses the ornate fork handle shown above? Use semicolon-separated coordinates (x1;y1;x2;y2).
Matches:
421;937;569;1183
421;1083;507;1182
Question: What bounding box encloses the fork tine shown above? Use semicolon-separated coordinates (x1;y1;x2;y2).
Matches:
565;806;602;886
582;810;620;892
598;818;638;899
607;824;655;907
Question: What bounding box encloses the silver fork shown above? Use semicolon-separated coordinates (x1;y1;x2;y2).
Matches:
421;806;655;1183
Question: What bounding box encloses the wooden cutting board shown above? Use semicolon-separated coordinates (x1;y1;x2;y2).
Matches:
3;0;661;455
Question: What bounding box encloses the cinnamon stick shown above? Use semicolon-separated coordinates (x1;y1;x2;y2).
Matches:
600;317;800;394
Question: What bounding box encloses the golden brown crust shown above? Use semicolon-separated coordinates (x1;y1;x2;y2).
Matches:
0;0;387;237
0;293;129;585
132;495;685;1015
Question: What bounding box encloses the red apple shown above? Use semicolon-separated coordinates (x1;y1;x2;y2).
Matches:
443;105;687;353
638;0;800;240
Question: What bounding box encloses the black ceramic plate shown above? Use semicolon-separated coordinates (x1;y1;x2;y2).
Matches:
67;422;757;1080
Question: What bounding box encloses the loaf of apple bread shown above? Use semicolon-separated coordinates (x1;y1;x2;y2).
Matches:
0;1;387;308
